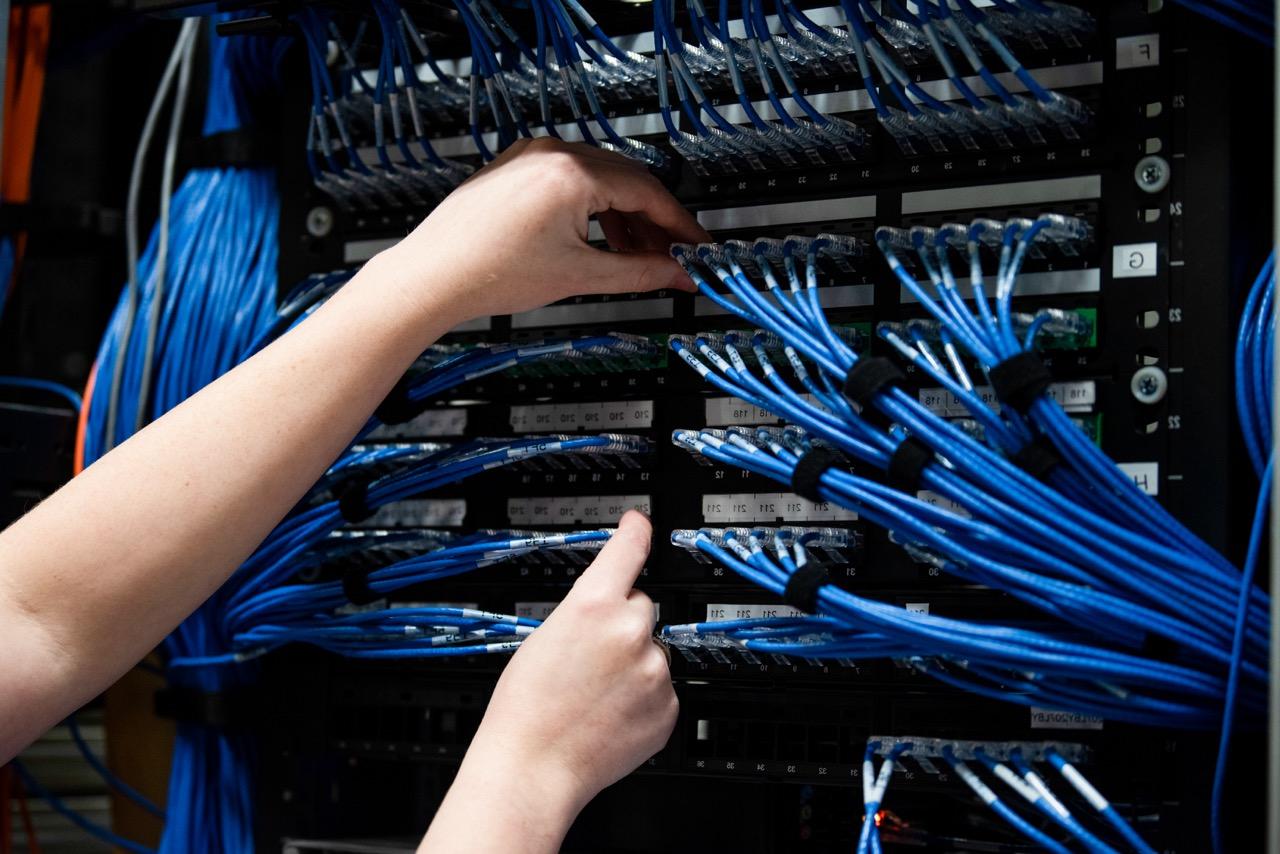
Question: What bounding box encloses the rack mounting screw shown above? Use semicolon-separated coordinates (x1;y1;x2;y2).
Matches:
1131;365;1168;404
306;206;335;238
1134;155;1170;194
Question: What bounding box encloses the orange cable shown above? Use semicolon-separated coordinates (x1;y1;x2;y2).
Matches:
11;778;37;854
73;360;96;475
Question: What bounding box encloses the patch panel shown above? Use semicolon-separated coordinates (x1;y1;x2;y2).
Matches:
241;1;1272;850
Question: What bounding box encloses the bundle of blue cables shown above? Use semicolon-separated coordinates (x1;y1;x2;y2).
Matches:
1172;0;1273;45
665;224;1272;849
155;431;643;851
175;529;611;664
84;19;285;464
664;223;1269;720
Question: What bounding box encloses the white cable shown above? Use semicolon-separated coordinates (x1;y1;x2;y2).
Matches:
106;18;200;448
135;17;200;431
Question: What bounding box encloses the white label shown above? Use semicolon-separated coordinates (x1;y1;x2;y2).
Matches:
1117;462;1159;496
706;603;808;622
510;400;653;432
507;494;651;525
1115;34;1159;70
367;499;467;527
704;397;784;427
1112;242;1159;278
1030;708;1104;730
915;491;972;519
904;602;930;614
514;601;560;620
704;395;819;426
918;381;1096;416
701;493;858;523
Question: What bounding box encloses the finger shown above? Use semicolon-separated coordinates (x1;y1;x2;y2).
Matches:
577;247;698;294
627;588;659;630
619;212;678;254
572;510;652;598
586;163;710;245
595;210;635;252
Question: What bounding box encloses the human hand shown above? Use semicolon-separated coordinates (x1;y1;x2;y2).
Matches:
419;511;676;852
382;138;710;323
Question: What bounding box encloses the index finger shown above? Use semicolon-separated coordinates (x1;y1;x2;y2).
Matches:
586;162;711;246
572;510;653;598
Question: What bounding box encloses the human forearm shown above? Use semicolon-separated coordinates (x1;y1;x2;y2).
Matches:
0;139;704;762
419;741;583;853
0;248;457;759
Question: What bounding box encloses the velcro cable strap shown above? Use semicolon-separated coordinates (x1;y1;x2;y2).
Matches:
791;447;845;503
841;357;905;410
887;437;933;492
336;477;377;524
988;351;1052;413
154;687;247;729
783;564;829;613
1010;438;1062;481
342;568;379;606
182;130;275;169
374;376;429;425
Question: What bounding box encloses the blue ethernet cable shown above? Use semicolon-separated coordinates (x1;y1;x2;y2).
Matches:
986;748;1121;854
1235;252;1275;476
1171;0;1274;44
675;525;1229;713
673;251;1265;634
670;234;1269;727
858;741;909;854
12;759;156;854
1212;455;1273;854
941;747;1071;854
1044;748;1157;854
675;435;1254;722
0;376;82;411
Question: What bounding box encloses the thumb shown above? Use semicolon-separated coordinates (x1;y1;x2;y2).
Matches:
571;511;652;599
578;248;697;295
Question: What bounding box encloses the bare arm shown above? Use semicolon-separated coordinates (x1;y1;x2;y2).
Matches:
0;139;707;762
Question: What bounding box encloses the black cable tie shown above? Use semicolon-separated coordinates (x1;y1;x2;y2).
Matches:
182;130;275;170
154;687;245;729
783;564;830;613
374;376;431;426
887;437;933;492
791;447;846;503
336;477;377;524
842;357;906;410
988;351;1052;413
1010;437;1063;481
341;568;379;606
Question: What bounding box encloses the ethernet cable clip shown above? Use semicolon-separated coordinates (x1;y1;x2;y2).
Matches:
887;437;933;492
988;351;1052;413
841;357;905;424
341;566;380;606
154;686;254;729
374;375;433;425
335;476;377;524
790;446;846;503
181;129;276;170
782;563;829;613
1010;437;1063;481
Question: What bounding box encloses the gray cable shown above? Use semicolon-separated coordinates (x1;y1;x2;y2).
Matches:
134;18;199;432
104;18;199;450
